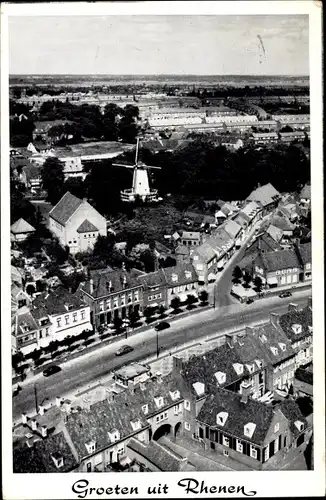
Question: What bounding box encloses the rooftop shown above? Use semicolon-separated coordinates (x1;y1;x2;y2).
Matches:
127;438;194;472
49;191;83;226
11;218;35;235
246;183;281;208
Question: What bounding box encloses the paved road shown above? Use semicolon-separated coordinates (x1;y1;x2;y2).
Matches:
12;289;311;422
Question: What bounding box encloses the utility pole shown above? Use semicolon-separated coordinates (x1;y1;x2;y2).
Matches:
34;383;38;414
156;330;159;359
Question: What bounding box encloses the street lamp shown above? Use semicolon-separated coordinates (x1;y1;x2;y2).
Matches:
34;383;38;414
156;328;159;358
122;318;130;339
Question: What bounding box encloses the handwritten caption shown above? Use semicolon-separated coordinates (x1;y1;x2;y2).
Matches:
72;479;257;498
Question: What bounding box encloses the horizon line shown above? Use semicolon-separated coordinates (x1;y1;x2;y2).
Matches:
9;73;310;78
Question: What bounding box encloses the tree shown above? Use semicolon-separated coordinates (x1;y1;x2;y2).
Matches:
26;284;36;296
12;351;24;371
232;266;243;284
170;296;181;312
253;276;263;293
143;307;155;321
41;157;65;204
63;177;86;200
199;290;209;304
158;305;166;318
128;309;140;328
113;316;123;334
243;271;252;288
185;294;197;309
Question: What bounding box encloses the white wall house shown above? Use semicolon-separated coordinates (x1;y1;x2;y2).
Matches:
49;191;107;254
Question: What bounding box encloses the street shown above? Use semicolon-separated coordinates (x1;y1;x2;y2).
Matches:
12;288;311;422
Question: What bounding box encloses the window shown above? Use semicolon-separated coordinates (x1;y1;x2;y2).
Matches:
81;310;85;320
156;416;160;423
222;436;230;447
134;291;139;301
184;400;191;411
142;404;148;415
99;302;104;312
223;450;229;457
64;315;69;325
274;423;279;433
73;312;77;323
236;439;243;453
117;446;124;455
164;412;168;419
56;318;61;328
184;422;190;431
84;235;87;238
113;298;118;308
250;446;257;459
39;329;43;338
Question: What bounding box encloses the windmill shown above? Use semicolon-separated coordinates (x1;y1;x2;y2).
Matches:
112;138;162;203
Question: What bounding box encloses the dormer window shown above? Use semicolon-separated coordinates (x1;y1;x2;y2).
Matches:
244;422;256;438
270;346;279;356
255;359;263;369
185;270;192;279
22;325;30;332
142;404;148;415
214;371;226;385
171;273;178;282
85;440;96;454
292;324;302;335
192;381;205;396
51;453;64;469
294;420;304;432
278;343;286;351
246;364;254;374
170;390;180;401
108;429;120;443
130;419;141;431
65;304;74;311
233;363;244;376
154;396;164;408
216;411;228;426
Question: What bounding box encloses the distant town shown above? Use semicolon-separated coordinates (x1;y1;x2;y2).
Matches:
11;74;313;473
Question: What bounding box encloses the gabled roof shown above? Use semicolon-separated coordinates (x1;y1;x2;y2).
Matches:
246;183;280;207
191;242;217;263
49;191;84;226
13;431;78;473
11;218;35;235
297;242;311;265
32;287;85;317
269;215;295;232
279;303;312;343
266;224;284;243
300;184;311;200
81;268;144;298
162;263;197;286
256;248;301;273
197;388;274;446
245;232;283;254
223;219;242;239
138;269;167;288
77;219;99;233
127;438;195;472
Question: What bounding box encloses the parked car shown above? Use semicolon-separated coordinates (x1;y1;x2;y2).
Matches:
246;298;254;304
279;291;292;298
115;345;134;356
155;321;171;332
43;365;62;377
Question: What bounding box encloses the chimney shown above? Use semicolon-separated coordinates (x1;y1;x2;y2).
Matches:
288;303;298;313
41;425;47;438
65;401;72;414
38;405;45;416
22;413;28;425
31;419;38;431
56;396;62;408
240;381;251;404
270;312;280;328
89;279;94;295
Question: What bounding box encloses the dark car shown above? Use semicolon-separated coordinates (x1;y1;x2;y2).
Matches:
115;345;134;356
155;321;171;332
246;298;254;304
279;291;292;298
43;365;62;377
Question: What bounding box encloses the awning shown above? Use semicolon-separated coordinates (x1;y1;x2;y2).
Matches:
267;277;278;285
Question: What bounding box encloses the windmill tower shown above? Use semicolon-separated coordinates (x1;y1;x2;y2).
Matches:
112;138;162;203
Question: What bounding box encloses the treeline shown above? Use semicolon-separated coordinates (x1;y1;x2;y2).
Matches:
9;100;140;147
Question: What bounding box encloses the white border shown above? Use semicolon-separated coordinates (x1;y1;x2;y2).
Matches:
1;2;324;499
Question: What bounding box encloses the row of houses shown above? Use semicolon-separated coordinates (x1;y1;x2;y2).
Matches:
13;298;312;473
252;130;309;146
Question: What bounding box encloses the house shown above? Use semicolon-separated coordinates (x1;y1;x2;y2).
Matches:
269;215;295;238
11;283;31;317
222;219;244;248
174;244;191;264
233;201;262;233
299;184;311;217
279;131;306;144
79;267;144;329
179;230;202;247
32;120;74;142
10;218;35;242
30;287;92;347
293;363;313;398
220;137;244;150
196;388;309;470
113;363;151;390
162;263;199;305
253;248;302;287
126;438;195;472
20;164;42;193
296;242;312;281
48;191;107;254
138;269;168;310
246;183;281;215
12;306;40;355
190;240;220;284
252;132;279;145
238;232;283;273
279;299;313;368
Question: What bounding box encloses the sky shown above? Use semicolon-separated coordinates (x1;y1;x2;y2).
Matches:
9;15;309;75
